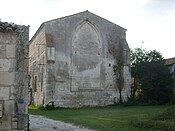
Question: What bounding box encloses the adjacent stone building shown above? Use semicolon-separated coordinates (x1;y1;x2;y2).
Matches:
165;57;175;98
0;22;29;130
29;11;131;108
165;57;175;79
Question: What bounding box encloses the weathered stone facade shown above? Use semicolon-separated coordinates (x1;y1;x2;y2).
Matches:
29;11;131;108
165;57;175;99
0;22;29;130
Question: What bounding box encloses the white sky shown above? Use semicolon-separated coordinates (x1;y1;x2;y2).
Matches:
0;0;175;58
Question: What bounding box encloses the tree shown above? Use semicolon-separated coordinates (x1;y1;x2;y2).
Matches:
131;48;148;98
131;48;174;104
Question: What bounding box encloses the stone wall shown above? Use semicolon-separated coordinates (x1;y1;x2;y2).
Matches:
165;58;175;101
29;25;46;106
0;22;29;130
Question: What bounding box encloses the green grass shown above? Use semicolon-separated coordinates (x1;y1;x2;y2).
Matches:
133;106;175;131
29;105;174;131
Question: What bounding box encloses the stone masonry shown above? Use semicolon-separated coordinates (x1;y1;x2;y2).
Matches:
29;11;131;108
0;22;29;130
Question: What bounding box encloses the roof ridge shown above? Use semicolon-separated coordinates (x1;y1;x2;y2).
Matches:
165;57;175;65
30;10;126;43
44;10;89;24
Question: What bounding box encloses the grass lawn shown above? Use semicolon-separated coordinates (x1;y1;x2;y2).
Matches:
29;105;174;131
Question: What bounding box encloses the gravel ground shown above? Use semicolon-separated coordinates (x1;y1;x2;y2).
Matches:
29;115;95;131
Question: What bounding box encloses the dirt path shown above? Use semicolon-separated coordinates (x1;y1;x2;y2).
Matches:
29;115;95;131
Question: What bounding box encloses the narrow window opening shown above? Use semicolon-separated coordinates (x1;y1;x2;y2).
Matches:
34;76;37;92
109;64;111;67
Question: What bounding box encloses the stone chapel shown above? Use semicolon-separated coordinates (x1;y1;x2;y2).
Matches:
29;11;131;107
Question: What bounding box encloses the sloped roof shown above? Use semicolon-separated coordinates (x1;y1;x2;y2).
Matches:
30;11;126;43
44;10;126;30
165;57;175;65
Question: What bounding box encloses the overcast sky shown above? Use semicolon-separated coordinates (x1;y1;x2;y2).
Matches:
0;0;174;58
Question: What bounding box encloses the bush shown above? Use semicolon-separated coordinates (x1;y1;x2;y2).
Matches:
28;101;55;110
121;97;140;106
42;101;55;110
120;97;158;106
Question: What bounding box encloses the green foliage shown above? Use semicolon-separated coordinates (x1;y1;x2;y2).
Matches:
43;101;55;110
137;61;173;103
131;48;164;67
131;48;147;66
28;105;41;110
121;97;145;106
131;48;174;104
132;106;175;131
29;105;171;131
29;102;55;110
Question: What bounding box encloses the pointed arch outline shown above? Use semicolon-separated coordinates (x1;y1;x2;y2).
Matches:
71;19;102;53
